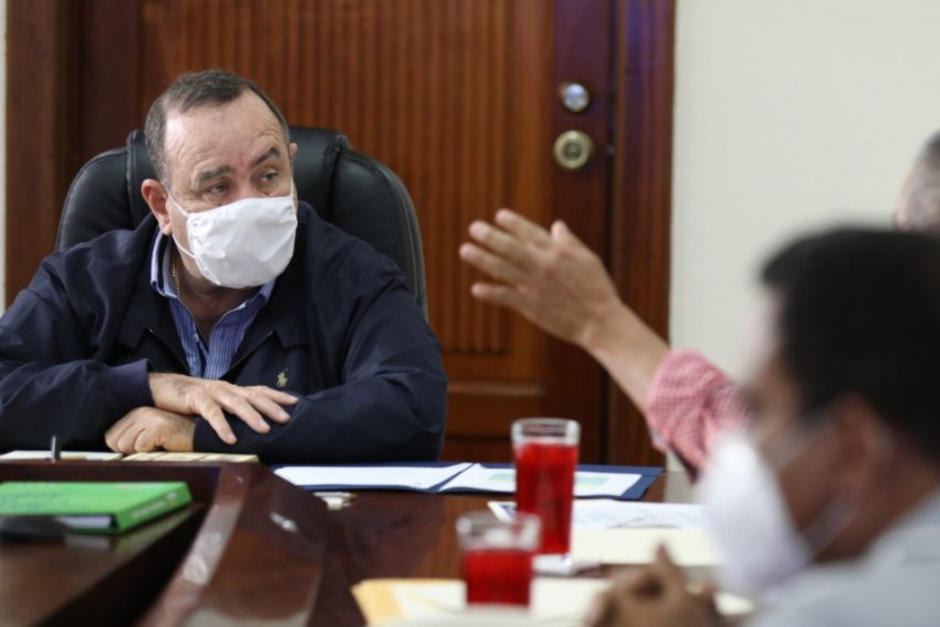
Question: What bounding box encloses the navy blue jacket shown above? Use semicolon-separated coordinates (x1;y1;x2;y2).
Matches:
0;203;447;463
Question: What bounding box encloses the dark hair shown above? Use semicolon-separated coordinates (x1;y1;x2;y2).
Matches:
143;69;289;183
762;228;940;462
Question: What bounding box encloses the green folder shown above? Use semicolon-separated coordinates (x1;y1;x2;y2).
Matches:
0;481;192;534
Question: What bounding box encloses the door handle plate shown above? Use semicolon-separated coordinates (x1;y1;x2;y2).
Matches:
553;130;594;170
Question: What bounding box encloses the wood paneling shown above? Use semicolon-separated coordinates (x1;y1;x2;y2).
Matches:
5;0;81;304
541;0;614;469
607;0;674;465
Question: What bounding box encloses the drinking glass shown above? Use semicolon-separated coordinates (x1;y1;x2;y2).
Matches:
512;418;580;555
456;511;541;607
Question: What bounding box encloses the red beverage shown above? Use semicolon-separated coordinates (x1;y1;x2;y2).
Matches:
462;547;534;606
514;441;578;554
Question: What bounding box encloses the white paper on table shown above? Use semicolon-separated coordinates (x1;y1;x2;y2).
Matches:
488;500;706;529
0;450;124;461
438;464;640;497
365;578;752;626
571;527;723;566
274;463;472;490
572;500;706;528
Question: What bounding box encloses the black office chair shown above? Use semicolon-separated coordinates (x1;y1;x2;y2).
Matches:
58;127;428;315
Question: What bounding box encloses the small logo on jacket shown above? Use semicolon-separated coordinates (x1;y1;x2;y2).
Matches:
276;371;288;388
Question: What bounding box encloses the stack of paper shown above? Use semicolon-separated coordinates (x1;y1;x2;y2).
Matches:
0;450;258;463
0;450;123;461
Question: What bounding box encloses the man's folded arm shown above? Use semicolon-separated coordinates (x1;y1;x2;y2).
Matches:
194;357;447;463
0;287;153;451
193;276;448;463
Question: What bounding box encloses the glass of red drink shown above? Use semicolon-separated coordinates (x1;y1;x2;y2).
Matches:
457;511;541;607
512;418;580;555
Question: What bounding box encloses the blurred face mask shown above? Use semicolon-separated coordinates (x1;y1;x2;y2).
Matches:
696;425;853;598
168;183;298;288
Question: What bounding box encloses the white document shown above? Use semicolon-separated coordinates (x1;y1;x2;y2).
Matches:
438;463;641;497
274;463;471;490
0;450;123;461
489;500;706;529
572;527;723;566
572;500;706;528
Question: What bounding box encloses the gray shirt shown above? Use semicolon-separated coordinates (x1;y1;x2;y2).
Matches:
752;489;940;627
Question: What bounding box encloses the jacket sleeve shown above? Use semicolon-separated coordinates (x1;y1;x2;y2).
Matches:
0;265;153;451
192;268;448;464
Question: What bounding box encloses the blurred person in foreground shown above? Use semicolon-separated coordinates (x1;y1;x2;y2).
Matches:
587;228;940;626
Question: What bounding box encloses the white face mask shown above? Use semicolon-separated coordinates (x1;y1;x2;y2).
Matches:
696;432;813;597
168;184;298;288
697;426;855;598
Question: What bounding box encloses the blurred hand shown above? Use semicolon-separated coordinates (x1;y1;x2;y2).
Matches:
148;373;298;444
459;209;622;349
586;547;722;627
105;407;196;454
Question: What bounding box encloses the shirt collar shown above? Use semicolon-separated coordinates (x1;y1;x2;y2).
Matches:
149;228;275;304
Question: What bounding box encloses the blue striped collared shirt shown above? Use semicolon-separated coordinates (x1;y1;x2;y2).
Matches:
149;232;274;379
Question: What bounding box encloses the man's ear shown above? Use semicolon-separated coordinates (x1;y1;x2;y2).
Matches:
829;395;895;503
141;179;173;235
289;141;298;164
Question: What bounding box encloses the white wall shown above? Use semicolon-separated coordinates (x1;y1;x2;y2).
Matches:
671;0;940;376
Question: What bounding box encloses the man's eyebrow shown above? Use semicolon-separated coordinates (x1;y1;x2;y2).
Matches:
195;164;234;186
252;146;280;167
192;147;279;187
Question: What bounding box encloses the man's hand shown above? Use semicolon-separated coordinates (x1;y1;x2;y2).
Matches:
459;209;623;349
105;407;196;454
587;547;723;627
148;373;298;445
460;209;670;412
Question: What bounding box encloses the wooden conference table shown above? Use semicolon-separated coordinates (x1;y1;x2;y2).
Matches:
0;461;691;626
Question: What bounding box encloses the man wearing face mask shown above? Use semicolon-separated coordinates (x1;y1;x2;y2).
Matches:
588;228;940;626
0;70;447;462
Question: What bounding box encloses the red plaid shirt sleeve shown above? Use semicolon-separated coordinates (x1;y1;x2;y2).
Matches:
645;349;750;472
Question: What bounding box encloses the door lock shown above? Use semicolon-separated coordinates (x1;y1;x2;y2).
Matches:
553;130;594;170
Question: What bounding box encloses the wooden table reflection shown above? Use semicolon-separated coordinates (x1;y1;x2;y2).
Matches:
0;463;689;626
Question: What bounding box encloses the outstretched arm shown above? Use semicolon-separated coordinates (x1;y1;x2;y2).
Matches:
460;209;748;470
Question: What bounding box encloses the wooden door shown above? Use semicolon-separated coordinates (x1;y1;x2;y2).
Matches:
7;0;672;465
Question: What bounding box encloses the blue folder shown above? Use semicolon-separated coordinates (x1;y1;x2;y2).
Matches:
272;461;663;501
